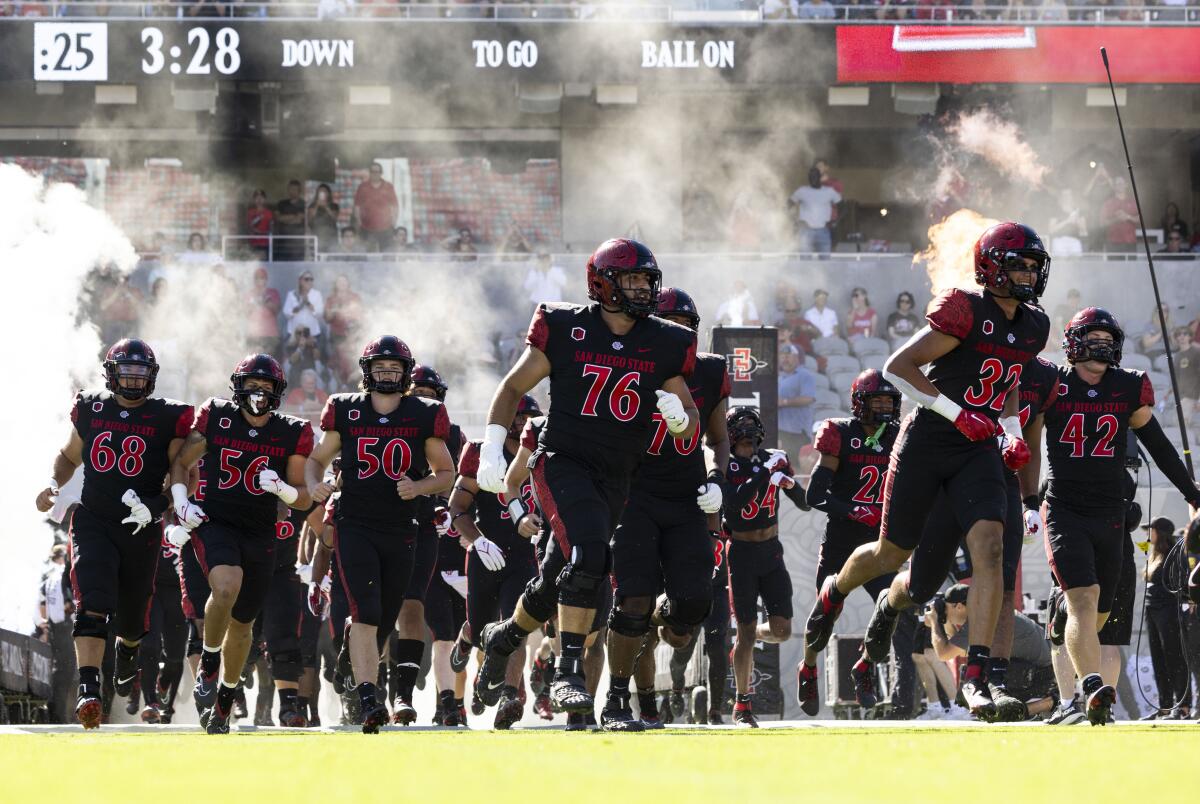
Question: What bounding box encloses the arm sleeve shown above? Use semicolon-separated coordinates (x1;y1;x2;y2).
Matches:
1135;417;1200;506
783;482;809;511
724;469;770;514
806;465;852;518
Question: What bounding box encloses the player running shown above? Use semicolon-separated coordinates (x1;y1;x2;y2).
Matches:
797;369;900;715
602;287;730;731
304;337;455;733
472;239;698;717
1026;308;1199;724
167;354;313;734
804;222;1049;719
723;406;808;727
36;339;192;729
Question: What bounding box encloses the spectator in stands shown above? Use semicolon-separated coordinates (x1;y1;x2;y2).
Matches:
394;226;419;253
1047;287;1081;337
149;274;168;306
246;189;273;260
845;287;877;339
284;368;330;415
1048;188;1088;257
797;0;838;17
804;288;839;339
324;274;363;388
789;166;841;254
246;266;282;357
778;343;817;456
815;158;843;230
1100;176;1139;251
186;0;227;16
96;270;142;345
149;231;171;259
1159;231;1194;259
176;232;220;266
307;183;340;256
38;543;74;724
498;224;533;257
524;252;568;307
1141;518;1191;719
339;227;359;253
1161;202;1189;242
886;291;920;346
1170;327;1200;425
715;280;761;327
284;326;327;389
442;227;479;259
761;0;793;18
274;179;307;261
284;270;324;345
1139;302;1171;363
353;162;399;252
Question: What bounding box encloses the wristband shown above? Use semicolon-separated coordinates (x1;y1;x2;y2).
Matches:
452;511;472;525
999;416;1022;441
1023;495;1040;511
171;482;190;510
506;497;527;522
707;468;726;484
482;423;508;449
274;481;299;506
929;394;963;423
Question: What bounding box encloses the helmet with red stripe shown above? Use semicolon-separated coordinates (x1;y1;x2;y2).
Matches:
103;338;159;400
230;354;286;414
974;221;1050;302
726;406;765;449
410;364;448;401
1063;307;1124;366
359;336;414;394
851;369;902;425
586;238;661;319
655;286;700;331
510;394;543;440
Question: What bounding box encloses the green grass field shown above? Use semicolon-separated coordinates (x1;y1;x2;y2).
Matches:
2;725;1198;803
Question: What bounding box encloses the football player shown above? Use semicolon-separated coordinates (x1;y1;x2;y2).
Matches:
804;222;1049;719
36;339;193;729
471;239;698;716
135;523;189;723
723;406;808;727
167;354;314;734
304;337;455;733
1025;309;1200;724
797;369;901;716
602;287;730;731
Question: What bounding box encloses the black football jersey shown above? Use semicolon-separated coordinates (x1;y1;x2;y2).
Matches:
635;352;730;499
195;398;314;533
320;392;450;527
458;441;538;552
274;502;315;571
1018;356;1061;429
435;421;469;572
925;289;1050;427
71;391;194;523
1044;366;1154;512
723;448;796;533
526;302;697;477
812;417;897;527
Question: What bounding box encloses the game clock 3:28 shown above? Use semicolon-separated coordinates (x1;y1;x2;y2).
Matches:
141;27;241;76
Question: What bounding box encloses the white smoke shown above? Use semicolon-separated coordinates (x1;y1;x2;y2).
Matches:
0;163;138;632
950;109;1049;187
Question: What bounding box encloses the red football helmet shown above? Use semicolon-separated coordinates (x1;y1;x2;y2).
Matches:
230;354;286;414
726;406;765;448
850;369;902;425
103;338;159;400
655;286;700;331
1063;307;1124;366
974;222;1050;302
410;364;448;401
586;238;661;318
509;394;543;439
359;336;414;394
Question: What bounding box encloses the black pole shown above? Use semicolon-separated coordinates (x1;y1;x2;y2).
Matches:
1099;46;1195;479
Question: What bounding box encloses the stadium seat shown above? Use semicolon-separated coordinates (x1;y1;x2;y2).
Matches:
822;354;861;376
809;372;832;391
1122;353;1153;373
810;403;843;421
850;337;890;358
858;353;887;371
813;336;850;357
814;388;841;407
804;354;820;372
830;370;859;393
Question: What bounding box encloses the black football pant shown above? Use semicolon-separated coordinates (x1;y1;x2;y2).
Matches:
69;505;159;641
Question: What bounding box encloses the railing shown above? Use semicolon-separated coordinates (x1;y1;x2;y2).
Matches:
219;234;319;262
1;2;1198;24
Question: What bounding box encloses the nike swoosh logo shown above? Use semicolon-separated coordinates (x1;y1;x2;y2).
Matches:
117;674;137;686
638;347;653;353
1111;392;1125;398
487;680;505;690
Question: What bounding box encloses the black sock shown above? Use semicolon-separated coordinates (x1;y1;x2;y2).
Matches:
79;665;101;698
560;631;586;662
278;687;298;711
216;683;237;713
297;695;309;713
609;676;630;696
357;681;379;709
391;639;423;702
828;581;847;604
116;640;139;662
1081;673;1104;696
988;657;1009;687
439;689;455;709
736;692;752;706
200;646;221;676
454;697;464;709
638;691;658;717
965;645;990;681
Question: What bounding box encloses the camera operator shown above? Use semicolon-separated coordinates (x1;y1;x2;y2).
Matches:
927;584;1057;719
1141;517;1191;719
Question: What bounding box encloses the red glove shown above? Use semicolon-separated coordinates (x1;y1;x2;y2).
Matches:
1002;437;1031;471
848;504;882;528
954;410;998;442
307;579;330;618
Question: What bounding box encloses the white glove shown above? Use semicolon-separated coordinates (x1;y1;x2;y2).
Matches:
440;571;469;599
764;449;789;473
258;468;298;505
295;562;314;585
477;424;509;494
1023;508;1043;546
472;535;506;571
697;483;723;514
171;483;206;529
770;471;796;490
433;507;453;538
165;524;191;549
121;490;152;534
655;390;689;435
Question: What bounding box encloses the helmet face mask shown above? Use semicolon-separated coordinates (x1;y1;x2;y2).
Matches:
587;239;662;319
1063;307;1124;366
359;336;414;395
974;222;1051;303
727;406;765;455
851;369;902;425
230;354;286;415
509;394;543;440
103;339;159;401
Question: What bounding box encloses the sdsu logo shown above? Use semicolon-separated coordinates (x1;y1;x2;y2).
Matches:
92;401;104;413
571;327;586;342
850;438;862;449
348;409;361;421
982;320;995;336
728;347;768;383
219;417;232;429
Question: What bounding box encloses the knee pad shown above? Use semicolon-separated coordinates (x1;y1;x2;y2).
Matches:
72;611;109;641
522;575;558;625
556;544;609;607
660;597;712;635
270;649;302;682
607;606;651;639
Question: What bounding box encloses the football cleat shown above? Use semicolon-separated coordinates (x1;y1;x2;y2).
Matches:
530;656;553;696
851;659;878;709
476;623;512;708
797;663;820;717
550;676;594;714
961;676;997;722
494;690;524;731
140;703;161;724
192;667;219;710
862;589;900;664
565;712;588;732
1086;685;1116;726
733;702;758;728
691;687;708;725
233;688;248;719
708;709;724;725
989;684;1027;723
1045;700;1087;725
640;712;666;730
599;692;645;732
361;702;389;734
392;697;417;726
805;576;845;653
278;706;307;728
534;691;554;720
114;646;139;698
205;702;231;735
471;687;486;717
1046;587;1067;646
449;632;472;674
76;695;102;730
441;705;464;728
667;689;686;725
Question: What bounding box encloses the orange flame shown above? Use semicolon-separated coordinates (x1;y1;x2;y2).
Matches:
915;209;999;301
